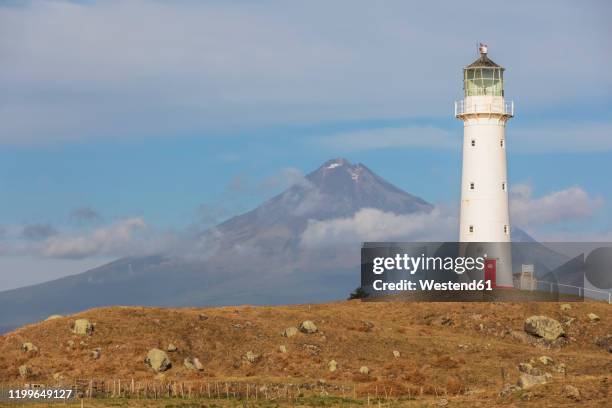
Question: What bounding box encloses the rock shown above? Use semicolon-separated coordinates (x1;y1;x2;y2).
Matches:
145;348;172;372
499;383;520;397
524;316;564;341
539;356;554;365
244;351;260;363
21;342;38;353
328;360;337;372
281;327;298;337
587;313;600;322
279;345;287;353
71;319;94;335
437;398;449;407
595;335;612;353
91;348;101;360
518;363;542;376
46;314;63;320
317;378;326;386
564;317;576;326
517;373;550;389
393;350;401;358
198;314;208;321
52;373;63;381
184;357;204;371
553;363;566;374
562;384;580;401
299;320;318;334
167;343;178;352
559;303;572;312
359;366;369;375
18;365;31;378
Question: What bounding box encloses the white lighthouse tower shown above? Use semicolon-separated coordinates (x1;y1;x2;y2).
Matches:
455;44;514;288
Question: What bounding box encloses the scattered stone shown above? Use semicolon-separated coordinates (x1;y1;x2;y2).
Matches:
281;327;298;337
359;366;370;375
393;350;401;358
328;360;337;372
21;342;38;353
317;378;327;386
524;316;564;341
279;345;287;353
560;303;572;312
499;383;520;397
303;344;321;356
198;314;208;321
517;373;550;389
18;365;31;378
167;343;178;352
360;320;375;332
595;335;612;352
562;384;581;401
91;348;101;360
244;351;260;363
553;363;566;374
299;320;318;334
52;373;63;381
46;314;63;320
71;319;94;336
564;317;576;326
539;356;554;365
518;363;542;376
145;348;172;372
587;313;600;322
437;398;449;407
184;357;204;371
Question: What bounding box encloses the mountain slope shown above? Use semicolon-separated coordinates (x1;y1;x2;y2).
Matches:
0;159;433;331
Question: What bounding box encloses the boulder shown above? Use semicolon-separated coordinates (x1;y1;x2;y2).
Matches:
587;313;600;322
328;360;337;372
524;316;564;341
145;348;172;372
244;351;260;363
359;366;369;375
71;319;94;335
299;320;318;334
46;314;63;320
18;365;31;378
539;356;554;365
184;357;204;371
517;373;550;389
167;343;178;352
562;384;580;401
393;350;401;358
595;335;612;353
21;342;38;353
281;327;298;337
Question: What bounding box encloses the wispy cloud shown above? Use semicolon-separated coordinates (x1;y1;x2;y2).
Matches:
510;184;603;226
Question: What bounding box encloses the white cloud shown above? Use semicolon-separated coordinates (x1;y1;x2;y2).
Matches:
510;184;603;227
41;218;147;259
0;1;609;145
300;207;457;247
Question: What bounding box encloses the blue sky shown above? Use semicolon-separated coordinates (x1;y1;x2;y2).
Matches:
0;0;611;289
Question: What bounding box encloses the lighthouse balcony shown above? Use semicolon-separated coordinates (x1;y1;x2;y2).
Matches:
455;99;514;118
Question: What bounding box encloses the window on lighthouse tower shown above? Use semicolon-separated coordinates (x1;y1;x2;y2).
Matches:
471;139;476;147
470;182;475;190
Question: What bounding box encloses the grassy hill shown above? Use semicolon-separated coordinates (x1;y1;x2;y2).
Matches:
0;300;610;407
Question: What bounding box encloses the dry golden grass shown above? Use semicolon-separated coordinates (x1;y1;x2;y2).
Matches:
0;300;610;407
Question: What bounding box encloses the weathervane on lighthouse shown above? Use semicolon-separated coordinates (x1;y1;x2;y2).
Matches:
455;44;514;288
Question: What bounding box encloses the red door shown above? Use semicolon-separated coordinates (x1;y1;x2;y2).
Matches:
485;259;497;288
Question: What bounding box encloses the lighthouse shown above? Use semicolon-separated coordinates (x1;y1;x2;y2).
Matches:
455;44;514;288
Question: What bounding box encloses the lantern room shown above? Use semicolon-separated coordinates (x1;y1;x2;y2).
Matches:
463;44;504;97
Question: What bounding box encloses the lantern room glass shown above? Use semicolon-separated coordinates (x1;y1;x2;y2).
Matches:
464;67;504;96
